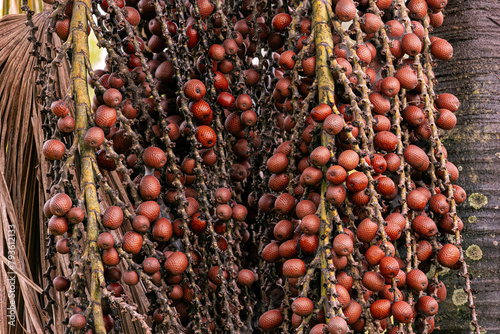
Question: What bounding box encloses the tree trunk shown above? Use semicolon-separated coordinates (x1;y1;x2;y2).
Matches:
433;1;500;333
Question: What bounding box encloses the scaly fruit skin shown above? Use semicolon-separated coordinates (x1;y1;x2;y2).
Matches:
49;193;72;216
259;309;283;330
122;231;143;254
272;13;291;31
43;139;66;160
102;206;124;230
142;147;167;169
164;252;188;275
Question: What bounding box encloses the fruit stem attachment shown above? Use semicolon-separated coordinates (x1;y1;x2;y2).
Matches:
69;1;106;333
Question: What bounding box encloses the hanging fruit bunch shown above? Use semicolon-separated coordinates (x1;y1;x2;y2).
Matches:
35;0;479;332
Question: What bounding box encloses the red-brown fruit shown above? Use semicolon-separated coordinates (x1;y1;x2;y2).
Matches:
323;114;344;135
299;234;319;255
428;281;447;303
58;115;75;133
362;271;385;292
403;106;425;126
328;316;348;334
380;76;400;98
333;234;354;256
272;13;292;31
184;79;206;101
416;240;433;261
437;243;460;268
48;216;69;236
361;13;382;33
295;200;316;219
95;105;117;129
436;93;460;112
56;238;70;254
365;245;386;266
392;301;413;323
143;147;166;169
429;194;450;215
123;6;140;25
379;256;400;278
343;301;362;324
50;193;72;217
274;193;295;215
326;165;347;185
122;231;143;254
139;175;161;200
396;66;418;90
291;297;314;316
136;201;160;222
452;185;467;204
407;0;428;19
402;33;423;56
370;93;391;115
376;176;396;198
300;214;321;235
310;103;333;122
102;247;120;266
237;269;255;286
97;232;114;250
103;88;122;107
208;44;225;61
259;309;283;330
404;145;429;171
436;108;457;130
122;270;139;286
152;217;172;241
267;153;289;173
337;150;359;171
412;215;437;237
53;276;70;291
335;0;356;22
416;295;439;316
274;219;294;241
370;299;392;320
51;100;69;117
407;189;428;211
84;127;105;148
190;100;213;124
310;146;331;166
431;38;454;61
143;257;160;275
164;252;188;275
196;125;216;148
278;50;296;70
374;131;398;152
43;139;65;160
406;269;428;291
282;258;306;278
55;18;70;41
69;314;86;330
102;206;123;230
357;218;378;243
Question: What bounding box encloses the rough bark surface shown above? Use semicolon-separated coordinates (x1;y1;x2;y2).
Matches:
433;1;500;333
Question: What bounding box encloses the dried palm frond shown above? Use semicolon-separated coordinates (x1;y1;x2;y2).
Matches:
0;10;68;334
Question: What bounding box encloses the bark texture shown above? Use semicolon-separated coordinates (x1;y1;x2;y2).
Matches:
433;1;500;333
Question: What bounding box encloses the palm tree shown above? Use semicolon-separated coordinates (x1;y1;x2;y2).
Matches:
0;0;495;333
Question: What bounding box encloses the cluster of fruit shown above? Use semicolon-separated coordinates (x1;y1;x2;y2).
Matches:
41;0;470;333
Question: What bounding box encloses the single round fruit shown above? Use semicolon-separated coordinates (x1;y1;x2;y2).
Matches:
122;231;143;254
102;206;123;230
50;193;72;216
282;258;306;278
143;147;166;169
259;309;283;330
69;314;86;330
43;139;65;160
438;243;460;268
291;297;314;316
392;301;413;323
164;252;188;275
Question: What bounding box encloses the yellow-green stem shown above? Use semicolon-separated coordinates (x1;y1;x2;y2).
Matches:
313;0;337;322
69;0;106;333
